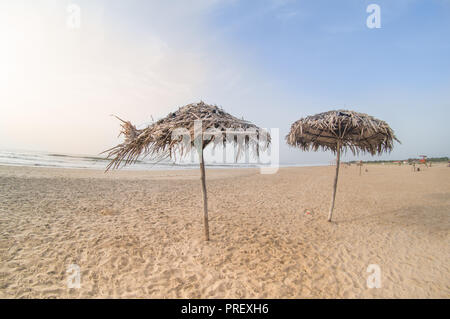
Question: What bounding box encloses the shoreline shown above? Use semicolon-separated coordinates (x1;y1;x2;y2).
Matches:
0;162;331;172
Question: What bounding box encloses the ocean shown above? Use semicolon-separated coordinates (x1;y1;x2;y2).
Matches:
0;149;269;170
0;149;330;170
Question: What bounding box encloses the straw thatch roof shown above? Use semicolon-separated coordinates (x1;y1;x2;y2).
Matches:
104;101;270;170
286;110;400;155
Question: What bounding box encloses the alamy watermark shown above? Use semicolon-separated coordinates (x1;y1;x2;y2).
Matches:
67;3;81;29
170;120;279;174
366;264;381;288
67;264;81;289
366;4;381;29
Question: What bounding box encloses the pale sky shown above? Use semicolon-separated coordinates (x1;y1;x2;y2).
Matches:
1;0;449;164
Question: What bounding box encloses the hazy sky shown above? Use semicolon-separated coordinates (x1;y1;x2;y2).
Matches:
1;0;449;164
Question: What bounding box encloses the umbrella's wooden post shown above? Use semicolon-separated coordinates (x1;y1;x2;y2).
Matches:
328;142;341;222
359;162;362;176
199;145;210;241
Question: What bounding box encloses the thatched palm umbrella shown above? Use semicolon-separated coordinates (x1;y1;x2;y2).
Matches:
104;101;269;241
286;110;399;222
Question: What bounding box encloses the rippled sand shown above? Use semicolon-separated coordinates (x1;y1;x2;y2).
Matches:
0;164;449;298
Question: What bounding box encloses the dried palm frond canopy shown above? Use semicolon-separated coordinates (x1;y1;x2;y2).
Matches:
286;110;399;155
105;101;269;170
286;110;400;222
104;101;270;241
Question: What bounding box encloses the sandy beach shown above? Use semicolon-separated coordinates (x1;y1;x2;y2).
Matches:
0;164;448;298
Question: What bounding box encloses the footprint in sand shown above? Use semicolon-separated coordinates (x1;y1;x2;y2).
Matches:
99;208;119;216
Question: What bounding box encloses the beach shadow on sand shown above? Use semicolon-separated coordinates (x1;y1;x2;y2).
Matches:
338;203;450;234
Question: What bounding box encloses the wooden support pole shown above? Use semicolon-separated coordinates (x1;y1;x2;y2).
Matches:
328;141;341;222
199;145;210;241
